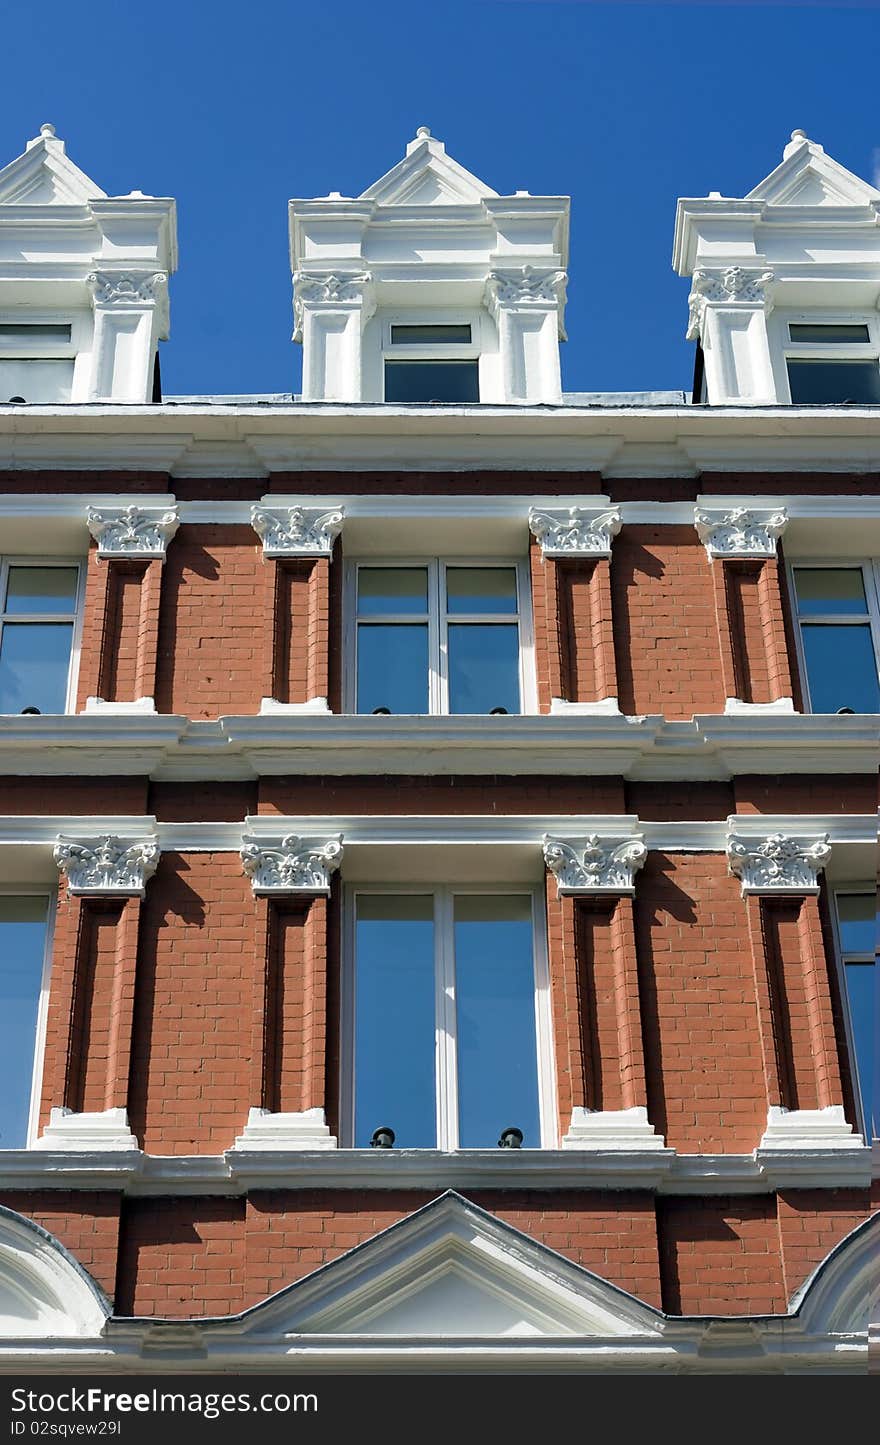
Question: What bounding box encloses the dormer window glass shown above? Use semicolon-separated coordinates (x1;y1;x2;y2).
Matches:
383;318;480;404
785;320;880;405
0;321;75;404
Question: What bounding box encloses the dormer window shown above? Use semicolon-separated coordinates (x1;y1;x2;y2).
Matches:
784;319;880;405
0;321;75;403
383;320;480;404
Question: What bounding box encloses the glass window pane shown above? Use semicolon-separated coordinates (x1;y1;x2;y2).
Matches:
446;567;518;616
390;325;471;345
454;894;540;1148
448;624;521;714
787;359;880;405
0;359;74;403
0;623;73;713
837;894;877;957
5;567;78;614
0;896;48;1149
384;361;480;404
357;624;428;714
788;324;871;344
354;895;436;1148
794;567;868;616
357;568;427;617
844;961;876;1138
800;624;880;713
0;324;72;341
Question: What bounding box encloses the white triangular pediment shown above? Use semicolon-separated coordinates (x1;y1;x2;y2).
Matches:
361;133;497;206
747;139;879;208
236;1192;664;1340
0;130;106;207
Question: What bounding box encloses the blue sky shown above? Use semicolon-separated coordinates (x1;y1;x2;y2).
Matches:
2;0;878;397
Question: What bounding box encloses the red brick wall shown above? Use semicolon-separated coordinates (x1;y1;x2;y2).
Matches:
155;525;268;717
634;852;768;1152
612;527;726;718
0;1193;121;1301
658;1196;787;1314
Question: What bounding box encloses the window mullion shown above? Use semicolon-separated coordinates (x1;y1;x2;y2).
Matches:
433;560;447;715
435;887;458;1150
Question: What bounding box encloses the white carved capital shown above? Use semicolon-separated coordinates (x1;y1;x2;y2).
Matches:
528;506;622;559
484;266;567;320
292;271;375;341
54;834;160;897
86;271;168;307
727;832;831;895
250;505;345;558
686;266;775;341
240;834;343;894
86;504;180;560
543;833;647;896
694;506;788;559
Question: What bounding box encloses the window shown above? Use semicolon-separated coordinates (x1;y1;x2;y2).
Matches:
349;560;532;715
343;886;553;1149
383;320;480;403
790;563;880;714
0;561;82;714
0;894;51;1149
833;890;877;1139
0;321;76;403
784;320;880;405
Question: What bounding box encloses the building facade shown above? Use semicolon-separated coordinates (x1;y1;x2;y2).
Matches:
0;123;877;1374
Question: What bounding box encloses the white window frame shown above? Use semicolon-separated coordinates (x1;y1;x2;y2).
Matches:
0;885;55;1150
341;881;556;1150
0;557;86;715
785;556;880;713
776;310;880;404
381;312;483;402
0;311;91;403
829;884;876;1141
344;556;537;715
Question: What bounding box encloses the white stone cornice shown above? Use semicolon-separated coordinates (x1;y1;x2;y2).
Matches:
528;505;622;559
686;266;775;341
484;265;567;319
86;271;168;307
53;833;160;896
543;833;647;895
292;270;375;341
239;833;343;894
250;504;344;558
86;503;180;560
726;831;831;895
694;505;788;559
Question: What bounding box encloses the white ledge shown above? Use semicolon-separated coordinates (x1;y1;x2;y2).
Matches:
230;1107;337;1150
33;1107;140;1153
757;1105;861;1152
259;697;331;715
550;697;621;716
724;698;796;716
83;696;157;715
0;1143;871;1194
561;1107;667;1151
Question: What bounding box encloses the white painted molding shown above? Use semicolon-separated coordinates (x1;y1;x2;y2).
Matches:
727;831;831;895
543;833;647;895
259;697;331;714
53;833;160;896
239;833;343;894
86;503;180;560
724;697;796;716
528;506;622;558
230;1107;337;1151
250;504;345;558
83;696;157;715
686;266;775;342
694;505;788;559
86;271;168;308
550;697;621;716
561;1107;668;1152
484;266;567;319
34;1107;139;1152
292;271;375;343
757;1105;861;1152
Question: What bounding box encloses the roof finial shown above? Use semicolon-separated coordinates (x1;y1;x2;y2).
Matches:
416;125;431;140
40;122;56;139
783;127;821;160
